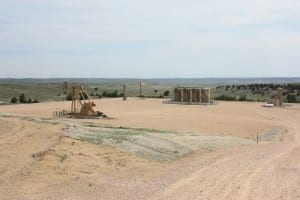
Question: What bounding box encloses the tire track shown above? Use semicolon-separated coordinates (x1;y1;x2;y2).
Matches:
148;108;300;200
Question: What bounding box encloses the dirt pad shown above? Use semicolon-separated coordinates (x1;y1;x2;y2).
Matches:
0;98;284;138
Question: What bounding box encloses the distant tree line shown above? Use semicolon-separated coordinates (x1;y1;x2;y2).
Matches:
65;90;124;100
214;94;250;101
102;90;123;98
216;83;300;103
10;94;39;104
89;89;171;99
217;83;300;92
287;94;297;103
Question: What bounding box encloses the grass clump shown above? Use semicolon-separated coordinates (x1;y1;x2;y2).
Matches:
60;154;67;162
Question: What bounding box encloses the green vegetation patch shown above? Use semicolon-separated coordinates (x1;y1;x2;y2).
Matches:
1;78;299;103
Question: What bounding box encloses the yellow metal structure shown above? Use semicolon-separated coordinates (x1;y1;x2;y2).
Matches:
66;84;105;118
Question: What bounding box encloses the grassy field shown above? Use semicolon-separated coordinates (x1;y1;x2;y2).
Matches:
0;78;299;103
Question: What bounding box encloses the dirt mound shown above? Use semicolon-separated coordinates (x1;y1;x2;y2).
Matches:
0;117;64;198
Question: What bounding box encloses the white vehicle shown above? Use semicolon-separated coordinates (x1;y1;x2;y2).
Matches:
264;103;274;107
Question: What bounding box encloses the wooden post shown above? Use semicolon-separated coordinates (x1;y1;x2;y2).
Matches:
139;82;144;99
139;83;142;98
123;84;127;101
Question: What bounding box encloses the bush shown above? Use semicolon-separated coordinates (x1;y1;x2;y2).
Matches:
95;93;102;99
238;95;247;101
110;90;118;97
164;90;170;96
215;94;251;102
287;94;297;103
33;99;39;103
66;93;72;101
102;90;119;97
10;97;18;103
225;85;230;91
19;93;27;103
27;98;32;103
214;95;236;101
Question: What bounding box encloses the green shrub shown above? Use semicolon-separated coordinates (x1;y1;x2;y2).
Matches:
60;154;67;162
102;90;119;97
66;93;72;101
214;95;236;101
10;97;18;103
287;94;297;103
238;95;247;101
19;93;27;103
164;90;170;96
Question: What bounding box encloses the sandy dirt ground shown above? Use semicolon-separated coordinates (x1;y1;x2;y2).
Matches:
0;99;299;199
0;98;284;138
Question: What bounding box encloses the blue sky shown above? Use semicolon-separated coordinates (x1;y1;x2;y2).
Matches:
0;0;299;78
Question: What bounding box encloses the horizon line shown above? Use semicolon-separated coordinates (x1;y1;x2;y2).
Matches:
1;76;300;80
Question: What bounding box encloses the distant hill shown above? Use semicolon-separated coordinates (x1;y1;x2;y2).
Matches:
0;77;300;85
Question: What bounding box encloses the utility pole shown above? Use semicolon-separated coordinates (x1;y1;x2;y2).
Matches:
139;81;144;99
63;81;68;101
123;84;127;101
